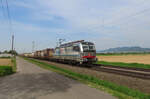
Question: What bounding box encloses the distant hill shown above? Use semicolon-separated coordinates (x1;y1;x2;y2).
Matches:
97;46;150;53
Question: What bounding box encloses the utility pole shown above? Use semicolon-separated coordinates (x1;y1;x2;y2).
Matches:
11;35;14;54
5;0;14;55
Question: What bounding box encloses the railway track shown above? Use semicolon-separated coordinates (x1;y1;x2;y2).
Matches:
90;64;150;80
31;58;150;80
57;62;150;80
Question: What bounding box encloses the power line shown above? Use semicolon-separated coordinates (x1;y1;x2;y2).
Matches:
5;0;14;53
0;0;14;54
5;0;13;34
0;0;6;19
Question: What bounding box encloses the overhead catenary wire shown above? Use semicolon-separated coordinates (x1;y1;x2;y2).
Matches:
97;1;150;30
118;7;150;26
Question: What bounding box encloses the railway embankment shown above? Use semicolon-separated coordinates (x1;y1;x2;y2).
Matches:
23;57;150;99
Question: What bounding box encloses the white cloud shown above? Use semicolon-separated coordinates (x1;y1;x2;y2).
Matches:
35;0;150;34
1;0;150;52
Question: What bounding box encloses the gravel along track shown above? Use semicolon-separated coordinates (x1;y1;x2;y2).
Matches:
39;59;150;94
91;65;150;79
0;57;116;99
97;64;150;72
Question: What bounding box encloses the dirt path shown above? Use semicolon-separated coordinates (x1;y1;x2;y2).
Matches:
40;59;150;93
0;57;116;99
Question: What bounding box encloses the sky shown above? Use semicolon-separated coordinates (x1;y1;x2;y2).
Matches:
0;0;150;53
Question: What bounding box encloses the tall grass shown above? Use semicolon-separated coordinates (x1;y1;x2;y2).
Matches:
97;61;150;69
24;57;150;99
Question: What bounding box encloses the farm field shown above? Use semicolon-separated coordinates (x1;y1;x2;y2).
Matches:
97;54;150;64
0;57;16;76
0;59;13;66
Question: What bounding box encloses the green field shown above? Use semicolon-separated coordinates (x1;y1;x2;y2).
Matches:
97;61;150;69
23;57;150;99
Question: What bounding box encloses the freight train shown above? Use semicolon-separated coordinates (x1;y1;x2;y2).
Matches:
23;40;97;64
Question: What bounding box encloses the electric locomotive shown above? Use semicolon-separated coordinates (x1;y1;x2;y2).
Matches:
53;40;97;64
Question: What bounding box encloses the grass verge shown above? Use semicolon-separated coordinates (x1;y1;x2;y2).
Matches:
97;61;150;69
0;56;16;76
0;66;13;76
23;57;150;99
11;56;17;72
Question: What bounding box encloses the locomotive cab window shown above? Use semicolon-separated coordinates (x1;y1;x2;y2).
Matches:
82;42;96;52
89;45;95;50
73;46;80;52
83;45;89;51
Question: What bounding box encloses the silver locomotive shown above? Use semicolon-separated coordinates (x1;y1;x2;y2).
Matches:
53;40;97;64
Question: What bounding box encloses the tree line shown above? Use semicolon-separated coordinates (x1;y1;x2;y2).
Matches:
0;50;18;55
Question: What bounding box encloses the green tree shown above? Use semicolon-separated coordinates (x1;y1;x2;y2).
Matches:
8;50;18;55
3;50;8;53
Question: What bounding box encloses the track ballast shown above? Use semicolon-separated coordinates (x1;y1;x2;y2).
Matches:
31;58;150;80
90;64;150;80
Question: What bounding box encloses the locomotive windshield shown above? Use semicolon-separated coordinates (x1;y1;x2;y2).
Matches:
82;42;96;52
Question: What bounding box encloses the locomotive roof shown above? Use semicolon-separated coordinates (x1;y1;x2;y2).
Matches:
81;42;94;45
60;40;84;47
58;40;94;48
